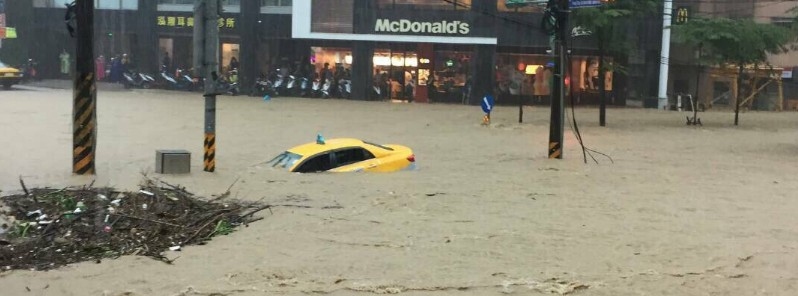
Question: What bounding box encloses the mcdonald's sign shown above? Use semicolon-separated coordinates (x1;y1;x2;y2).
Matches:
675;7;689;24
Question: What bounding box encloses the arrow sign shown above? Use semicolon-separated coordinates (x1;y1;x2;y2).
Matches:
570;0;603;8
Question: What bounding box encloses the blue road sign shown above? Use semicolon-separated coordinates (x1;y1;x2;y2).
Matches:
570;0;602;9
481;95;495;114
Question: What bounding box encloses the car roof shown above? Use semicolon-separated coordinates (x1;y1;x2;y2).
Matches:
287;138;369;156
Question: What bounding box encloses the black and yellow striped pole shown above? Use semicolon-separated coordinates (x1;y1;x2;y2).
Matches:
73;0;97;174
547;0;567;159
194;0;220;172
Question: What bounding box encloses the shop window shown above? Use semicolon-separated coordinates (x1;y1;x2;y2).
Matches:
498;0;544;13
430;51;471;102
373;49;419;101
158;0;240;3
378;0;471;10
311;0;354;33
580;58;613;91
222;43;240;72
310;47;353;76
494;53;613;100
261;0;292;14
261;0;292;6
95;0;138;10
33;0;64;8
158;0;195;4
495;53;550;97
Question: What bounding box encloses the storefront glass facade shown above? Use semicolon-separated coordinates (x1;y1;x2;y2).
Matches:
18;0;661;106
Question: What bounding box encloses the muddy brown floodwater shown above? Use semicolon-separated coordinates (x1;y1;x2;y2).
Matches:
1;87;798;295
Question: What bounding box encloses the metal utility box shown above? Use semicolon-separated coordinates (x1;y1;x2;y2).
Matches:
156;150;191;174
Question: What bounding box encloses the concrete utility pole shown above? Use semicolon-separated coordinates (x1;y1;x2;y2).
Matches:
547;0;568;159
193;0;220;172
658;0;673;110
72;0;97;175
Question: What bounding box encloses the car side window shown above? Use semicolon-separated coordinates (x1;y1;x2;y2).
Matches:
332;148;375;168
295;153;333;173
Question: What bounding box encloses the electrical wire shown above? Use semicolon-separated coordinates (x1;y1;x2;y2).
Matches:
563;32;615;165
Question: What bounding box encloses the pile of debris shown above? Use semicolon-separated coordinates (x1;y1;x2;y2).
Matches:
0;178;268;271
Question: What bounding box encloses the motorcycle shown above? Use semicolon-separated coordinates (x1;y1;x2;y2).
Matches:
176;68;202;92
337;78;352;99
20;60;39;83
272;73;285;96
285;75;297;96
216;69;240;96
321;78;332;99
157;66;194;91
249;76;274;97
123;71;156;89
299;76;311;97
311;78;322;98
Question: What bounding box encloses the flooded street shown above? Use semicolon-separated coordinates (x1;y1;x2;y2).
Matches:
2;87;798;295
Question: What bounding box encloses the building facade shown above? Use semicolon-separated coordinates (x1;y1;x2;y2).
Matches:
5;0;666;106
668;0;796;110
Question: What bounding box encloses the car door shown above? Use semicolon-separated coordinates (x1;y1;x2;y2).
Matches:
329;147;379;172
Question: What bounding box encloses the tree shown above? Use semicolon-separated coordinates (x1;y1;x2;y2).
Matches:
673;18;794;125
571;0;661;127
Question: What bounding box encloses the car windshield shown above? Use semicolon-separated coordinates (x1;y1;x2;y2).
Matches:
266;151;302;170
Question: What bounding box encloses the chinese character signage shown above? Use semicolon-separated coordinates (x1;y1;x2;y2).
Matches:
157;15;235;29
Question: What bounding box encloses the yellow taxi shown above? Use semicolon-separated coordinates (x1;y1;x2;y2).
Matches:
268;137;416;173
0;61;23;90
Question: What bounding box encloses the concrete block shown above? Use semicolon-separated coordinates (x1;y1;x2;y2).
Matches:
156;150;191;174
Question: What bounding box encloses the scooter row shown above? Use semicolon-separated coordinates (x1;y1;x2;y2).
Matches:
249;73;351;99
123;66;240;96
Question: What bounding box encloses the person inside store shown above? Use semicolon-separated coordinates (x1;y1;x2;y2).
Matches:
320;63;332;83
405;73;416;103
229;57;240;70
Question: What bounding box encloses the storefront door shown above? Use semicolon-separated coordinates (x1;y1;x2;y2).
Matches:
374;48;418;102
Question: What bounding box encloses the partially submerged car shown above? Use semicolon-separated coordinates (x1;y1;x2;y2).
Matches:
0;61;23;90
268;138;416;173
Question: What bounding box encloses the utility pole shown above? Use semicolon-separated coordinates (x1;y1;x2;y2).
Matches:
657;0;673;110
72;0;97;175
194;0;220;172
547;0;568;159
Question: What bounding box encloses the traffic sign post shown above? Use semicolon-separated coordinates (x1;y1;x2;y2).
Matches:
481;94;495;126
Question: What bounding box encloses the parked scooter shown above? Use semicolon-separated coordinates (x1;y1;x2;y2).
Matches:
20;59;39;83
175;68;202;92
216;69;240;96
249;75;273;97
337;78;352;99
320;79;332;99
299;76;311;97
157;65;193;91
123;71;156;89
272;72;286;97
